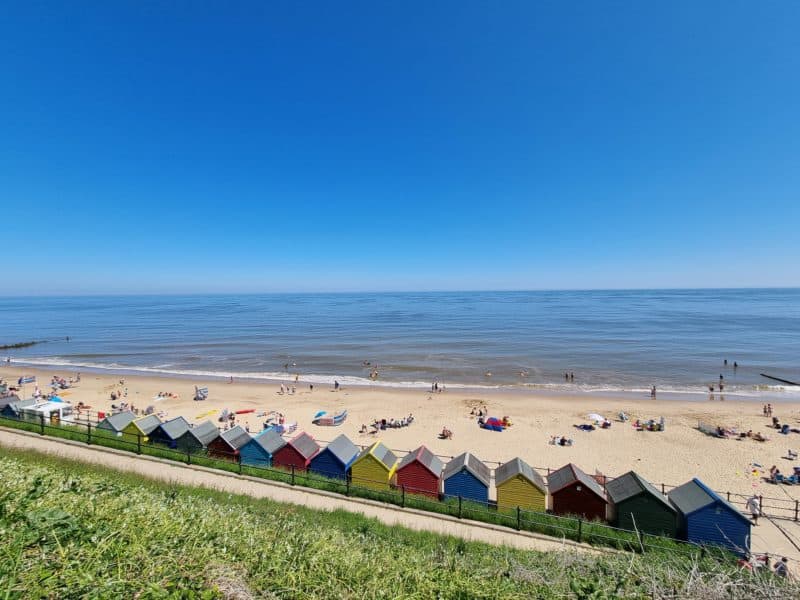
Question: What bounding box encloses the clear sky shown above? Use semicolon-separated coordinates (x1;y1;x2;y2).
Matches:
2;3;798;294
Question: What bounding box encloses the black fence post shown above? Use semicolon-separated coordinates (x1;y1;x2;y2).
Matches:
346;477;350;496
795;500;799;522
458;496;463;519
87;422;92;445
137;433;142;455
401;485;405;508
516;506;521;531
291;465;296;486
661;483;665;495
40;414;45;435
727;491;730;502
186;445;191;465
238;455;243;474
577;518;583;543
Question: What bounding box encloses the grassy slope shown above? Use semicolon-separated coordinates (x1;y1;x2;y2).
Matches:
0;448;795;599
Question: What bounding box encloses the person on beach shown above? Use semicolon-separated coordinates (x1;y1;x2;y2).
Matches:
334;380;340;391
651;385;656;399
229;376;233;384
734;361;738;370
309;384;313;393
746;494;760;525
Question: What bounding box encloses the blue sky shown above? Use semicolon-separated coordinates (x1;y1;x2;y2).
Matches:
2;3;798;294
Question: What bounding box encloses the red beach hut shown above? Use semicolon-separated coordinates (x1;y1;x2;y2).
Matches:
272;432;321;472
547;463;609;521
395;445;443;498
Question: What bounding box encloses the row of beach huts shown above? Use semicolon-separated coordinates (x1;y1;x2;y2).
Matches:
1;401;752;554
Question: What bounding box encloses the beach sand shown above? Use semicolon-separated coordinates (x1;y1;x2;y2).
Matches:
6;365;800;501
5;364;800;562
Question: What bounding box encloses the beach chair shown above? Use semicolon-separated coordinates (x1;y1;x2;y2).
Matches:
194;386;209;401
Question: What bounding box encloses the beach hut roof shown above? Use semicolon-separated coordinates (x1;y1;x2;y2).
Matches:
132;414;162;435
159;416;191;440
397;445;443;478
606;471;674;510
101;411;137;432
668;478;750;524
324;434;359;465
287;432;320;460
495;457;546;491
220;425;251;451
189;420;220;446
548;463;606;499
443;452;491;487
252;428;286;454
0;394;23;410
357;441;398;470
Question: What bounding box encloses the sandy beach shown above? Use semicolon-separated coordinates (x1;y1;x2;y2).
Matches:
5;364;800;503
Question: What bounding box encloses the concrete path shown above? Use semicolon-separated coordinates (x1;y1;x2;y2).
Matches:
0;427;601;555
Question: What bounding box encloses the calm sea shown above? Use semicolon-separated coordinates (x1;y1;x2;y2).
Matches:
1;290;799;399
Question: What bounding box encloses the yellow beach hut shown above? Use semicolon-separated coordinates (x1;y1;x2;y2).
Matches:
350;441;398;491
495;457;547;512
120;414;162;445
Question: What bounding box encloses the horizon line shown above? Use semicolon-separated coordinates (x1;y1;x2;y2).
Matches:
1;286;798;299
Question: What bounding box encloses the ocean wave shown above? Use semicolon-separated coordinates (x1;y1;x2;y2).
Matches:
9;357;497;390
10;356;800;398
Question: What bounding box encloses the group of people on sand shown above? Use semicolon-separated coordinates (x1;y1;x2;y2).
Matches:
439;426;453;440
470;406;489;417
360;415;415;434
763;404;774;417
278;384;297;395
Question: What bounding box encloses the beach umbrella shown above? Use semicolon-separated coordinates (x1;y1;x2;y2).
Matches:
587;413;605;422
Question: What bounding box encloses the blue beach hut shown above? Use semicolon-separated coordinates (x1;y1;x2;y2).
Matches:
442;452;491;505
668;478;751;555
238;428;286;467
148;416;191;449
309;434;359;480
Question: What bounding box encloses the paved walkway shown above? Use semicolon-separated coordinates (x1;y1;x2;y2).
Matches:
0;428;600;555
4;427;797;567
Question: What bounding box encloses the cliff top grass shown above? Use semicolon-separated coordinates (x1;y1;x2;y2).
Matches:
0;447;795;599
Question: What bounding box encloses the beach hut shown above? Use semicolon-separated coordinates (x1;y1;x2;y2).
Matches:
121;414;161;443
350;441;398;491
207;425;251;462
0;395;32;418
548;463;608;521
495;457;547;512
18;400;74;424
271;431;320;472
606;471;678;538
395;446;443;498
95;411;137;437
149;416;191;449
237;427;285;466
668;478;751;554
176;420;220;453
442;452;491;505
308;433;359;480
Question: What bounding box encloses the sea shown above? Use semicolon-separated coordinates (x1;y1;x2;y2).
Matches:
1;289;799;400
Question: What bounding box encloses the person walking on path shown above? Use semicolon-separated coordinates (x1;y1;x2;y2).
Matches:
746;494;761;525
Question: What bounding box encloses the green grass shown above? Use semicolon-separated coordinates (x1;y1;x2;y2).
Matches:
1;447;795;599
0;416;738;558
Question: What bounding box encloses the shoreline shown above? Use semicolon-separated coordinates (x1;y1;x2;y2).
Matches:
5;359;799;403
